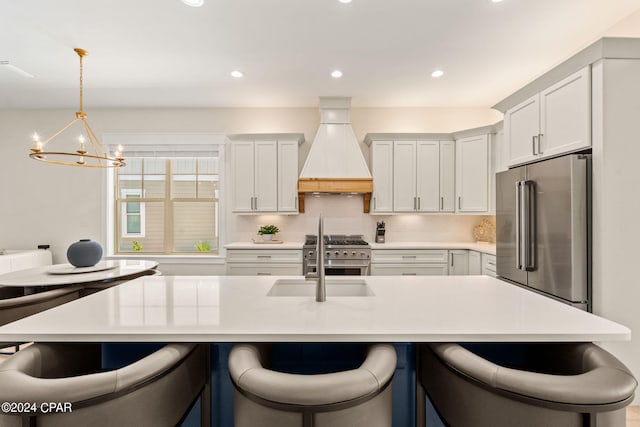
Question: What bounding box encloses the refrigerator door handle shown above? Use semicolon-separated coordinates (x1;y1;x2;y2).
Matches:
515;181;522;270
523;180;536;271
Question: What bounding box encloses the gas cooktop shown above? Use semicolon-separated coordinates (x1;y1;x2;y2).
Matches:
304;235;369;247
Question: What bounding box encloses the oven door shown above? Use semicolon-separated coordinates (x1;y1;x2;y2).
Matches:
305;260;370;276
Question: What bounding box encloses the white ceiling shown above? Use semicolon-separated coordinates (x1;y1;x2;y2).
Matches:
1;0;640;109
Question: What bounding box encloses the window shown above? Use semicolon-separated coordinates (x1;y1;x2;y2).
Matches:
107;134;223;256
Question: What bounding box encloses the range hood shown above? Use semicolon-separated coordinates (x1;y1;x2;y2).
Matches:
298;97;373;213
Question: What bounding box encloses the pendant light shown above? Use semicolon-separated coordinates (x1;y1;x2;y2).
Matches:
29;48;125;168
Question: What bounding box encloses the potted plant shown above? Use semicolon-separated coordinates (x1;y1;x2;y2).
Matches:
195;240;211;252
258;225;279;241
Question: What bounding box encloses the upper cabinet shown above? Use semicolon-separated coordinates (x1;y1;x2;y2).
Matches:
455;134;489;213
367;137;455;214
505;66;591;167
229;134;304;214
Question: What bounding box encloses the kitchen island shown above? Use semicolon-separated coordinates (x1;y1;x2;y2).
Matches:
0;275;628;342
0;275;630;427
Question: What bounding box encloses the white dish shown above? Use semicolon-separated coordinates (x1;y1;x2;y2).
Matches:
47;262;117;275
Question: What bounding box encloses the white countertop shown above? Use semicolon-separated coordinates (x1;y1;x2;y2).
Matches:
0;275;627;343
369;242;496;255
225;242;304;249
225;241;496;254
0;260;159;287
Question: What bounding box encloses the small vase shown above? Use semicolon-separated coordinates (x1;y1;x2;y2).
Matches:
262;234;273;241
67;239;103;268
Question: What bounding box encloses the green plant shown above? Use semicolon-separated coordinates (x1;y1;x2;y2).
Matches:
132;241;143;252
258;225;279;235
195;240;211;252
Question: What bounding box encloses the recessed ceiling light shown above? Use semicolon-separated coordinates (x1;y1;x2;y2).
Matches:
331;70;343;79
431;69;444;78
491;0;504;3
338;0;352;3
231;70;244;78
181;0;204;7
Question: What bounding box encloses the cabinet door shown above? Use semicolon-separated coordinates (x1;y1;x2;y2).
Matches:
371;141;394;213
468;250;482;275
540;66;591;158
439;141;456;212
449;250;469;275
277;140;299;212
393;141;417;212
370;264;449;276
456;135;488;212
231;141;255;212
505;94;540;166
253;140;278;212
481;253;497;277
416;141;440;212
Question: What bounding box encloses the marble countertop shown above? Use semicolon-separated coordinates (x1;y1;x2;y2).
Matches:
0;275;627;343
0;260;159;287
225;241;496;254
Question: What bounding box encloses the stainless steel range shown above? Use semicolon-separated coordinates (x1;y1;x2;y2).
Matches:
303;234;371;276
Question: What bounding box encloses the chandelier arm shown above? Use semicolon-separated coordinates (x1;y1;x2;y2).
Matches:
42;117;81;145
81;119;106;165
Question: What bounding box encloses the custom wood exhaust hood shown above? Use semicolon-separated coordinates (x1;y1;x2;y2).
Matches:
298;97;373;213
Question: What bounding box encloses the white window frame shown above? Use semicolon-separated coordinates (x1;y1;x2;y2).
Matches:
121;189;146;238
103;133;226;258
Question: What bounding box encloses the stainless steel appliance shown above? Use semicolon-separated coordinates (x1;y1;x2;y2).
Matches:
496;153;591;311
303;235;371;276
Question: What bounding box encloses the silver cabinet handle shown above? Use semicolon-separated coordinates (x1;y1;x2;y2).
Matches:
373;197;376;210
402;272;417;276
532;135;538;155
257;255;272;259
417;197;421;210
254;197;258;210
295;196;298;210
257;272;271;276
413;197;417;210
440;196;444;210
402;255;417;259
458;196;462;210
537;133;543;154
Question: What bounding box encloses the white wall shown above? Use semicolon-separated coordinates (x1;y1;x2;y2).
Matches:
591;58;640;403
0;106;500;265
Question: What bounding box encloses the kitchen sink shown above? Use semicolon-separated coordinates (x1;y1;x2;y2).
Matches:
267;278;375;297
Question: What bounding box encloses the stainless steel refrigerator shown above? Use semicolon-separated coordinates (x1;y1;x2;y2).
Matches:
496;153;591;311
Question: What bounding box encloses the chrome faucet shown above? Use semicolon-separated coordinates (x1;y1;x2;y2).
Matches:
305;214;326;302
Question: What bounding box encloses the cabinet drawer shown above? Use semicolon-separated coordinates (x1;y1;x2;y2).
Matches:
226;264;302;276
481;253;497;277
370;264;449;276
371;250;448;264
226;249;302;264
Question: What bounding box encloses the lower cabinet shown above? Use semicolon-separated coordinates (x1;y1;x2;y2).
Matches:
226;249;302;276
468;250;482;275
370;248;495;277
371;249;449;276
448;250;469;275
482;253;497;277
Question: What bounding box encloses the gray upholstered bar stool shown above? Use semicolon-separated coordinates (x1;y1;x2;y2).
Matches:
420;342;637;427
0;285;82;326
229;343;397;427
0;342;211;427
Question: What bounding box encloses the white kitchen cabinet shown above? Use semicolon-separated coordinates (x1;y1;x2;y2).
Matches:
505;66;591;167
371;249;449;276
481;253;497;277
230;135;303;214
370;141;394;213
468;250;482;275
449;250;469;275
369;138;454;213
226;249;302;276
456;135;489;213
